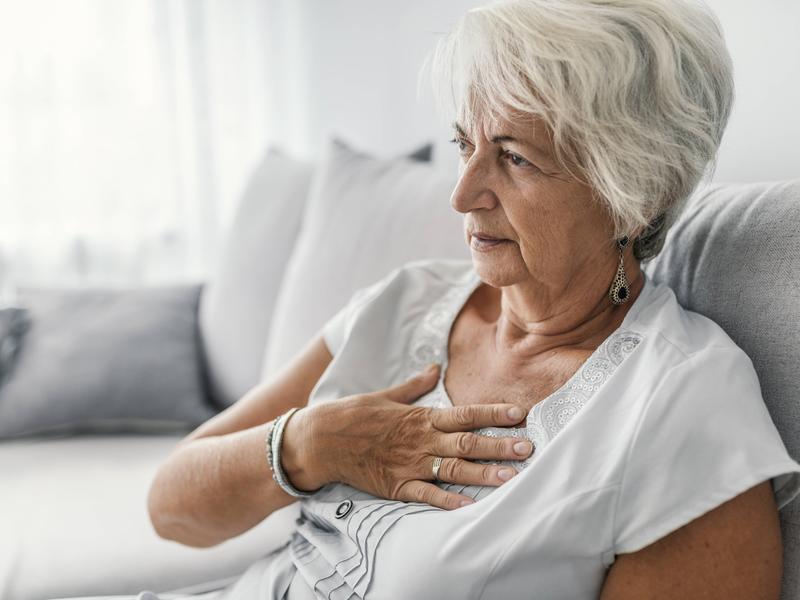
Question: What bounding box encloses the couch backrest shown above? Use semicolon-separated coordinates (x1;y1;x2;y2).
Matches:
644;180;800;598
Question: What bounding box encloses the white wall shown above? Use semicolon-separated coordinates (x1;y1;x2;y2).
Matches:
703;0;800;182
274;0;800;183
272;0;483;165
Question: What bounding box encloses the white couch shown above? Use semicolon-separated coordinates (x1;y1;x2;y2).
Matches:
2;141;798;600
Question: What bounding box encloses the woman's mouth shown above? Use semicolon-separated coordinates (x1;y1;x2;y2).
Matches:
471;234;510;251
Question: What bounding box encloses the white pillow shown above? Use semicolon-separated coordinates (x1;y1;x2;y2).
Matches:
199;148;314;408
260;138;468;379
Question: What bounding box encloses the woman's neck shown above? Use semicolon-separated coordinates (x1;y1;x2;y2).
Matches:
482;261;646;360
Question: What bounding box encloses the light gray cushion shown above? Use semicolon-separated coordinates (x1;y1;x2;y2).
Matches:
201;143;434;408
260;138;467;379
644;179;800;600
0;284;214;439
199;148;315;409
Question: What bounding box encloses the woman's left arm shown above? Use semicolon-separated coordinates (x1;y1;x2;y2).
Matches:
600;481;782;600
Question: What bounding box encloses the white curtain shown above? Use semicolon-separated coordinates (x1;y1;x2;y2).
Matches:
0;0;279;292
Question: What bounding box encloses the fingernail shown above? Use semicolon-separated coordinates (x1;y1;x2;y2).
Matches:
426;363;439;374
498;468;514;481
514;441;532;455
507;406;524;420
459;499;474;507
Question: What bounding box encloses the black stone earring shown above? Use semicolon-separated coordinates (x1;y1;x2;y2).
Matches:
609;236;631;305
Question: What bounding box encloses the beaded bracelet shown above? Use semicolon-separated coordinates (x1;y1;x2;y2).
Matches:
265;407;317;498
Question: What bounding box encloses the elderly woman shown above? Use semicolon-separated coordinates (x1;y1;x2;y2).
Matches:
79;1;800;599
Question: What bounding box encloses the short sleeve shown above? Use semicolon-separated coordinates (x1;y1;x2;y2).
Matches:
321;269;400;357
613;346;800;554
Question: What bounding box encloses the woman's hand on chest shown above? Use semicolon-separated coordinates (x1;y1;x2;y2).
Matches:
289;363;535;510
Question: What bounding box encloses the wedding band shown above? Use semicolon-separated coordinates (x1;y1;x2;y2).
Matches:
432;456;444;481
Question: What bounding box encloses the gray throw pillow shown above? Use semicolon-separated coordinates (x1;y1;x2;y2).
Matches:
0;307;31;390
0;284;215;439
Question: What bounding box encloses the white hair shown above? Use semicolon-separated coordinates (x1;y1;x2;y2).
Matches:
421;0;735;260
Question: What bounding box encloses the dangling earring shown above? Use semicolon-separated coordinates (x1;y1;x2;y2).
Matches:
609;236;631;305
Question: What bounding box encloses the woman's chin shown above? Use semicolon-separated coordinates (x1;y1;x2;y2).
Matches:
469;246;522;284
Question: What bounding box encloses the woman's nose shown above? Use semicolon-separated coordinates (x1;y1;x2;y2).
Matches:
449;158;498;214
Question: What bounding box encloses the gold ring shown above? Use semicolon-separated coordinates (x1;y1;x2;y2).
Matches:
432;456;444;481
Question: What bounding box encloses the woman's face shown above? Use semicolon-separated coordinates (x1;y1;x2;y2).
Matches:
450;112;618;298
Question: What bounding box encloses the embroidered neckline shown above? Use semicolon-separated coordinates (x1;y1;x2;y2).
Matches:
403;263;644;470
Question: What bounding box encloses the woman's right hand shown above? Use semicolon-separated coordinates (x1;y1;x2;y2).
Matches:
289;363;535;510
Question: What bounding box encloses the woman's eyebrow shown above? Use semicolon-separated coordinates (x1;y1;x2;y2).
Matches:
452;122;551;156
489;133;552;157
452;122;468;138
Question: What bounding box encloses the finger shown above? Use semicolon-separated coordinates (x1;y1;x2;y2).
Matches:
430;403;528;432
432;430;535;461
434;456;519;487
382;363;441;404
394;480;476;511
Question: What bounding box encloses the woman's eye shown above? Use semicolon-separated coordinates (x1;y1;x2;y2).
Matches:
449;137;470;154
505;151;531;167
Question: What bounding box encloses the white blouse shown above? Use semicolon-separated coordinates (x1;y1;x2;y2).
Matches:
226;257;800;600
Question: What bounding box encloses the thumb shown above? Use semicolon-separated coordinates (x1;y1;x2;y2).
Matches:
385;363;441;404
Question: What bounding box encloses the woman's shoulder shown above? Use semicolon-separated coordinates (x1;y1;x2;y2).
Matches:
395;257;475;286
341;258;470;305
357;258;475;308
625;276;751;367
611;279;800;554
320;258;473;358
